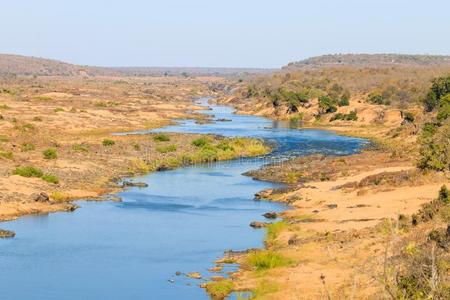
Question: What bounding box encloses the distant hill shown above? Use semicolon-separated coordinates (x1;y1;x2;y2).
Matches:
284;54;450;70
0;54;117;76
0;53;275;77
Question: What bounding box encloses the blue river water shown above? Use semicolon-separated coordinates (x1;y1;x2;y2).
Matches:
0;98;366;300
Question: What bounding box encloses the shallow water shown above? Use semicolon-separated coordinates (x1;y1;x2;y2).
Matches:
0;98;366;300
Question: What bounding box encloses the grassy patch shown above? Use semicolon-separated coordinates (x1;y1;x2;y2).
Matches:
246;250;291;271
42;174;59;184
251;280;280;299
205;279;234;300
71;144;89;152
0;104;10;109
12;166;59;184
0;151;13;159
128;158;151;174
50;191;70;202
192;137;210;147
102;139;116;146
153;134;170;142
43;148;57;159
54;107;64;112
12;166;43;178
156;144;177;153
265;221;287;246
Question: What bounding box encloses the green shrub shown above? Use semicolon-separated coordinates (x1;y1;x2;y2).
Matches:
21;142;36;152
367;93;391;105
12;166;43;178
246;250;291;271
156;144;177;153
330;110;358;122
54;107;64;112
102;139;115;146
424;76;450;112
318;96;337;114
338;97;350;106
192;137;210;147
0;104;10;109
437;94;450;123
33;116;43;122
216;140;234;151
43;148;57;159
153;134;170;142
439;185;449;204
42;174;59;184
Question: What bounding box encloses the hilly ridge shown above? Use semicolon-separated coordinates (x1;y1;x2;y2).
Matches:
0;53;274;77
284;53;450;69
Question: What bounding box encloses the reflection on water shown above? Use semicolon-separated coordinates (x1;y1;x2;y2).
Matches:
0;98;366;300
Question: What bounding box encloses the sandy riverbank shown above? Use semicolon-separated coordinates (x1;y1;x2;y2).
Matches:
203;94;450;299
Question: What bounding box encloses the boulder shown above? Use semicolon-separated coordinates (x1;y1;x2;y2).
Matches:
0;229;15;238
33;192;50;202
122;181;148;188
250;221;268;228
187;272;202;279
262;212;277;219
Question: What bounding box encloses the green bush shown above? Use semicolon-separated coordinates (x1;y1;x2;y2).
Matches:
338;97;350;106
318;96;337;114
437;94;450;123
439;185;449;204
102;139;115;146
12;166;43;178
156;144;177;153
54;107;64;112
43;148;57;159
153;134;170;142
330;110;358;122
192;137;210;147
367;93;391;105
42;174;59;184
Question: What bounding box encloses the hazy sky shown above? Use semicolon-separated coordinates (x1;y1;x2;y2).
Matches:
1;0;449;68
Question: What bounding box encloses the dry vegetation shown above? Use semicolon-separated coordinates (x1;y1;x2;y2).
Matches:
204;59;450;299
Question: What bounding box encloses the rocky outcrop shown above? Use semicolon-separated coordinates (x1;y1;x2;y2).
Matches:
122;181;148;188
33;192;50;202
0;229;15;238
250;221;269;228
262;212;278;219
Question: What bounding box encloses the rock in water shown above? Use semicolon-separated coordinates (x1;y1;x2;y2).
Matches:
0;229;15;238
262;212;277;219
122;181;148;188
186;272;202;279
250;221;268;228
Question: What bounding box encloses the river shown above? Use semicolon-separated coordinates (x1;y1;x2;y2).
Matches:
0;98;365;300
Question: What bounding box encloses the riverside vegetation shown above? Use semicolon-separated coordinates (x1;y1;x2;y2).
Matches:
0;74;268;224
205;56;450;299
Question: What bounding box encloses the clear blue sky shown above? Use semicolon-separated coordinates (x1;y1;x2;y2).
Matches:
1;0;449;68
